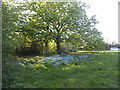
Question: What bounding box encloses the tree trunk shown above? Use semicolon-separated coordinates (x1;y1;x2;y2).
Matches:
56;40;61;54
56;41;61;54
45;40;49;56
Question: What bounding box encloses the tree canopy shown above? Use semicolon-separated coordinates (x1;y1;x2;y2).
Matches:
2;1;106;55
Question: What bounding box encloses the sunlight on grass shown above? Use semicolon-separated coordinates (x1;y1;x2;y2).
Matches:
6;51;118;88
77;50;120;52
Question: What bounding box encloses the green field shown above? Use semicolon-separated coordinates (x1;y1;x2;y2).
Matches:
3;51;119;88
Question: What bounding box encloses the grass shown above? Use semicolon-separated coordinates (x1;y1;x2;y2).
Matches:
3;51;118;88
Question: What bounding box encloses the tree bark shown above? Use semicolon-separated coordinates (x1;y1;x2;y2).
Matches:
45;40;49;56
56;41;61;54
56;36;61;54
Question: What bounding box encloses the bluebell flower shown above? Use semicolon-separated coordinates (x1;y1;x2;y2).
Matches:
42;54;92;66
17;63;23;65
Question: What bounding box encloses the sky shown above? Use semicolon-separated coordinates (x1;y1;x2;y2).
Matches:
14;0;119;44
81;0;118;44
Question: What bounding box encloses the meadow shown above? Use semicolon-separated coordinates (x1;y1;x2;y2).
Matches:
2;1;119;88
3;51;119;88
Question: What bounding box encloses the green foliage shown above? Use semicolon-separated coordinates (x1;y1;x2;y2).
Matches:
2;1;106;55
82;28;106;50
2;2;22;53
19;2;105;54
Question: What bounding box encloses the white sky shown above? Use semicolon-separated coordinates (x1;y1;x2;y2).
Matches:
81;0;118;44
